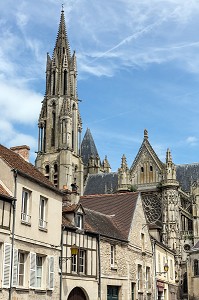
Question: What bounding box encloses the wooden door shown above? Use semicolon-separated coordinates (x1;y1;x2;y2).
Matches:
68;287;87;300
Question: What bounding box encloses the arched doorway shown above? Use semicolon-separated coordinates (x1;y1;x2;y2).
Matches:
68;287;87;300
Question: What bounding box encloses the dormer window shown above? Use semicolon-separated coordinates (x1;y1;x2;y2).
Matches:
76;214;83;230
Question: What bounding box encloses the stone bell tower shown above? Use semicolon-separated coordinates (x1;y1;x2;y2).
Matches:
35;8;83;195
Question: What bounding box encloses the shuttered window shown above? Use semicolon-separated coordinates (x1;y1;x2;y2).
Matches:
30;252;36;288
3;243;12;287
12;248;18;286
48;256;54;289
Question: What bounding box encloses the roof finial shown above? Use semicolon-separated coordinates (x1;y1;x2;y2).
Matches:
144;129;148;139
61;4;64;12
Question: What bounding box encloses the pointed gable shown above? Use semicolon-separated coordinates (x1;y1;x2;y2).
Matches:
130;130;165;189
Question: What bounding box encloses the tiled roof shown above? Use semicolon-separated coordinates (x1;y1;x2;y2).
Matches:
84;172;118;195
84;208;125;240
80;192;139;240
0;184;13;199
62;204;78;213
0;144;61;193
176;163;199;192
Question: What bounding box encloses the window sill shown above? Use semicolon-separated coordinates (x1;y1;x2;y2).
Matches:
21;220;31;226
34;288;47;294
15;287;30;292
111;265;117;271
39;226;48;232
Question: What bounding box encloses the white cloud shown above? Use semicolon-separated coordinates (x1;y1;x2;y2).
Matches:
186;136;198;146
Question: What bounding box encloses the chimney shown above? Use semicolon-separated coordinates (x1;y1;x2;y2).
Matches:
10;145;30;162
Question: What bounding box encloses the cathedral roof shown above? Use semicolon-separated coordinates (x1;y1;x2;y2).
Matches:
84;172;118;195
81;128;99;165
0;144;61;194
80;192;139;240
176;163;199;192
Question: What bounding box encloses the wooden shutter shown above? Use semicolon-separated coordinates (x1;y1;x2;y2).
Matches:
30;252;36;288
3;243;12;287
48;256;54;289
12;248;18;286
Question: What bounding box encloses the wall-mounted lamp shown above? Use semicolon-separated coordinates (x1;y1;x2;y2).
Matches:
156;263;169;275
60;244;78;263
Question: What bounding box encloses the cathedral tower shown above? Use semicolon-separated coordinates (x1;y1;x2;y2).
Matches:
35;9;83;195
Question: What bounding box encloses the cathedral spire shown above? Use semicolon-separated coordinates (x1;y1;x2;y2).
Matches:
53;7;71;61
35;9;83;196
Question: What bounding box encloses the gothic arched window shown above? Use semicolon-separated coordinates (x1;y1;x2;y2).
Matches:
52;70;56;95
63;70;67;95
51;103;56;147
183;272;188;293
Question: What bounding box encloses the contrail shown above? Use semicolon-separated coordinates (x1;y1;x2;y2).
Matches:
91;7;180;62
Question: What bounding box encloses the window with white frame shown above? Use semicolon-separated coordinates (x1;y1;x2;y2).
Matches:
170;259;174;279
79;250;86;274
110;245;116;267
30;253;44;288
158;253;161;273
30;253;53;289
76;213;83;229
71;253;77;273
21;189;31;223
39;197;48;229
36;256;43;288
146;267;151;290
71;249;86;275
18;252;25;286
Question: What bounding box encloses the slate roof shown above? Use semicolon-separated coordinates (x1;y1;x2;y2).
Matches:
0;144;61;194
80;192;139;240
81;128;99;165
176;163;199;192
84;172;118;195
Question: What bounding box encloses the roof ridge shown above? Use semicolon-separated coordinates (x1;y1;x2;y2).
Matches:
81;191;138;198
84;207;115;218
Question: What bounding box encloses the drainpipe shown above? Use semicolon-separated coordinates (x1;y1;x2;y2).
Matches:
59;225;64;300
97;234;101;300
9;169;17;300
152;240;157;300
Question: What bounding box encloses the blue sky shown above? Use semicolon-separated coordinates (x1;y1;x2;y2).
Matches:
1;0;199;171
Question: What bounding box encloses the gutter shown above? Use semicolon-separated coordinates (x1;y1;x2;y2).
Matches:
59;225;64;300
9;169;17;300
152;239;157;300
97;233;101;300
15;169;63;195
